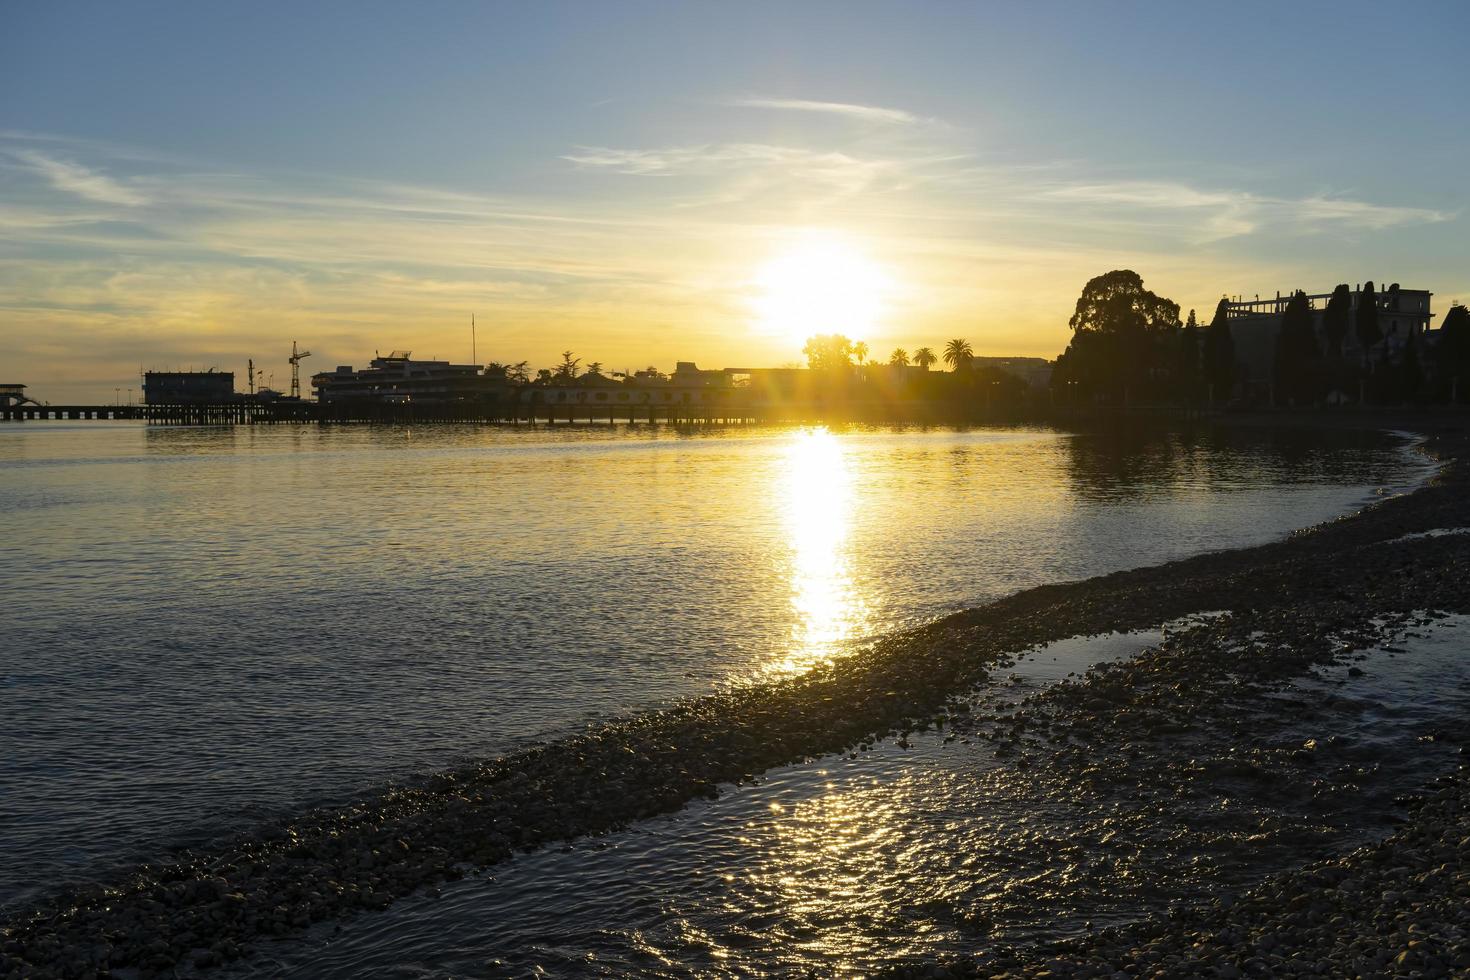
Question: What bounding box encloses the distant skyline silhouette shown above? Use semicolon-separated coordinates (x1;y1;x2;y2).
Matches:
2;0;1467;402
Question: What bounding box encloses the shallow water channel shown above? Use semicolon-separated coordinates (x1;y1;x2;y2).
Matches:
235;614;1470;978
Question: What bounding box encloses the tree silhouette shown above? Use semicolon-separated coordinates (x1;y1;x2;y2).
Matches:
913;347;937;370
853;341;869;365
508;360;530;383
555;351;580;381
803;334;854;373
1400;329;1423;402
1322;284;1351;357
889;348;910;367
1201;298;1236;404
1356;281;1382;354
1178;309;1201;401
1053;270;1182;402
1274;290;1320;405
943;338;973;370
585;361;604;377
1437;304;1470;403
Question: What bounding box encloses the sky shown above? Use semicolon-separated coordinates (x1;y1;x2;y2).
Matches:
3;0;1468;402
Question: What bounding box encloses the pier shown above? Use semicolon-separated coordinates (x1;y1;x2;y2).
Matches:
0;400;760;425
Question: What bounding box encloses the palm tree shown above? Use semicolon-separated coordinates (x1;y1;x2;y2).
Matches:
853;341;869;366
913;347;937;370
889;348;910;367
943;338;973;371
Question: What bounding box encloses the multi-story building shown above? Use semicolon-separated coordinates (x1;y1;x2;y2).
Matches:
1223;284;1434;393
312;351;510;405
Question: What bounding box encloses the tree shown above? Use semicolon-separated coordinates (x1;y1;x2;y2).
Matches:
1178;309;1201;401
943;338;973;370
585;361;604;377
1273;290;1321;405
535;368;553;384
484;361;508;378
803;334;854;373
554;351;580;381
1322;284;1351;357
508;360;531;383
1201;298;1236;404
853;341;869;366
913;347;937;370
1356;281;1381;354
1399;328;1423;402
1053;269;1182;402
888;348;909;367
1437;304;1470;403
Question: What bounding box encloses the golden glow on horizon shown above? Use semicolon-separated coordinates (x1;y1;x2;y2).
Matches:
771;428;868;675
750;232;892;344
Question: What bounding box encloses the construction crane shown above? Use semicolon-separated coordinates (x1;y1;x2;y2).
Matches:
288;341;311;399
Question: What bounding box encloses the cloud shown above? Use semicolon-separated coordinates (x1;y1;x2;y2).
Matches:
1043;180;1451;241
561;143;898;201
10;149;147;206
730;98;927;126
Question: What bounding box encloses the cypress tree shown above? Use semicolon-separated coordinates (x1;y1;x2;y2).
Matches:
1322;284;1351;357
1356;281;1382;353
1202;298;1236;404
1438;304;1470;403
1274;290;1320;405
1400;329;1423;402
1179;309;1201;401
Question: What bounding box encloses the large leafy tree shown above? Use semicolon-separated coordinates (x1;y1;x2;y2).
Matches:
1053;270;1182;402
802;334;854;373
1273;290;1321;405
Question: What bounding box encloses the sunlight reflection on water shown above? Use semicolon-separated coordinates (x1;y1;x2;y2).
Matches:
777;428;869;675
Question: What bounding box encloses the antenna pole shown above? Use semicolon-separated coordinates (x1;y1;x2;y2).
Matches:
472;313;477;365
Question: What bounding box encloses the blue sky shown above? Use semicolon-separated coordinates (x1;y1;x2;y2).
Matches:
3;1;1467;400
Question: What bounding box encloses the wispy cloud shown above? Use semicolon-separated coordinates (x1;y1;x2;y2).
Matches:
1044;180;1451;241
561;142;900;202
730;98;927;126
9;149;147;206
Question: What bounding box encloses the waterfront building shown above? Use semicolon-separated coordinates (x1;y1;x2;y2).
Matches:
0;383;38;407
142;370;235;405
1224;284;1434;394
970;356;1054;389
312;351;512;405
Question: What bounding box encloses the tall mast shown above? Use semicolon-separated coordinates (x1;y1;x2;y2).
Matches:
472;313;477;366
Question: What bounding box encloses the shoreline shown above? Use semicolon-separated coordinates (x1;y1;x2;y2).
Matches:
4;417;1469;978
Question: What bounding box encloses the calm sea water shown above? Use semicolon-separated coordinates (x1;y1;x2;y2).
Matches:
0;421;1431;923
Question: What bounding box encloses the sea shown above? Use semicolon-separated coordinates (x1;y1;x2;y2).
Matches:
1;420;1458;976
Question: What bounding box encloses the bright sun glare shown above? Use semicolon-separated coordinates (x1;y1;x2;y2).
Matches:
751;233;891;344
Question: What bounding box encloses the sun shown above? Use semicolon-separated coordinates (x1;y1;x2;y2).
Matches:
750;232;890;344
